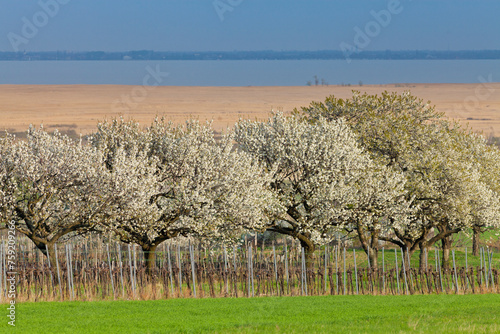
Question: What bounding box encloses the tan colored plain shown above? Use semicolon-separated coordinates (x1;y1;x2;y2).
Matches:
1;83;499;137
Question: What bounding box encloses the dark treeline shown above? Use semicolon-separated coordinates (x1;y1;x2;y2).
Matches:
1;50;500;61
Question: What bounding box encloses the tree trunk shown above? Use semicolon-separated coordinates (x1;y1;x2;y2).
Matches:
441;237;452;270
298;234;315;270
33;239;58;270
368;247;378;271
418;243;428;271
142;244;158;275
356;224;379;270
472;225;480;256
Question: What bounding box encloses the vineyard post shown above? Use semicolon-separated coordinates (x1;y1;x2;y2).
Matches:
382;247;385;293
117;243;125;299
488;250;495;290
406;249;414;288
481;247;488;288
133;246;138;297
324;246;328;294
246;244;251;297
68;244;75;300
232;245;237;278
479;247;484;288
452;250;459;294
224;245;228;295
465;247;469;291
394;248;400;294
45;244;54;295
177;244;182;296
128;244;135;298
106;244;115;299
433;248;438;292
353;249;358;295
401;248;409;295
189;243;196;298
436;248;444;292
247;244;254;297
335;245;338;295
273;244;279;295
167;245;174;296
302;247;308;296
250;245;255;297
54;245;63;299
343;247;346;295
284;240;289;288
367;247;371;270
485;247;490;288
95;238;98;267
439;249;444;292
223;245;228;271
260;238;264;263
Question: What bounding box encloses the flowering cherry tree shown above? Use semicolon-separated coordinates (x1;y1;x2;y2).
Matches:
395;125;500;267
3;127;109;265
92;118;278;273
343;167;409;269
234;113;406;267
440;129;500;258
300;91;500;268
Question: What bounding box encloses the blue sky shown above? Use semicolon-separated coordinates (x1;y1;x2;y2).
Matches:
1;0;499;52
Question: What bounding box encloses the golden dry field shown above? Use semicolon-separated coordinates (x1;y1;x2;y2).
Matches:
1;83;499;137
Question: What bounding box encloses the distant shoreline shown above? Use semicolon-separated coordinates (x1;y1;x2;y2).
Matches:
1;50;500;61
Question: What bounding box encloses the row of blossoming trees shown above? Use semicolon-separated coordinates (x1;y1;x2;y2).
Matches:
1;92;500;273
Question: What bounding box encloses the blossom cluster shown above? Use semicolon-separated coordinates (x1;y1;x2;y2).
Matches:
300;91;500;255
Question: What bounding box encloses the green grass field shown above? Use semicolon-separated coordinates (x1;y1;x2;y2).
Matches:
4;294;500;333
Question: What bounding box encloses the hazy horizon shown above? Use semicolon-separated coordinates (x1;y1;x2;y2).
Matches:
4;48;500;53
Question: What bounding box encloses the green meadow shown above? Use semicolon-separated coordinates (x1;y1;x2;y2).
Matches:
5;294;500;333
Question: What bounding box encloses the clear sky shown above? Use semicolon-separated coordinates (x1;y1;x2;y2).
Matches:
1;0;499;52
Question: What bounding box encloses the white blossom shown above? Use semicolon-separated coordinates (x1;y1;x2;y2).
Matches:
2;126;109;256
234;113;407;258
91;118;278;263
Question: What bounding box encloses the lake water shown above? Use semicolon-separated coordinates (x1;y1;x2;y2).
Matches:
0;59;499;86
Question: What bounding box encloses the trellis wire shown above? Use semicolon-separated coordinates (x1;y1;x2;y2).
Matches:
5;237;500;302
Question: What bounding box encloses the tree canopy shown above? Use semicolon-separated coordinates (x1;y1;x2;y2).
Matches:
1;92;499;271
